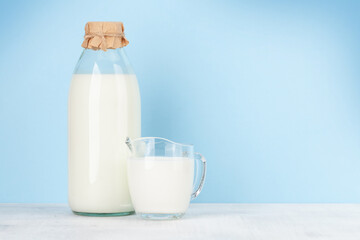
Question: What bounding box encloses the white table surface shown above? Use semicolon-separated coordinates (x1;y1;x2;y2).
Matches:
0;204;359;240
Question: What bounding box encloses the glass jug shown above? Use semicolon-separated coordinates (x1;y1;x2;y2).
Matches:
126;137;206;220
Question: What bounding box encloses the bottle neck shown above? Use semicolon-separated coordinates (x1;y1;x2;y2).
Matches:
73;48;134;75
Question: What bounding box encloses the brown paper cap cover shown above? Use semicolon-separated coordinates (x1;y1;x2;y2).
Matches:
81;22;129;51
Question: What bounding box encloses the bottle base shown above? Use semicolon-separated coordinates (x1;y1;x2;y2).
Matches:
73;211;135;217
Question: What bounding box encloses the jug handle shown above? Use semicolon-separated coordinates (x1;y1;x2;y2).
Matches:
191;153;207;199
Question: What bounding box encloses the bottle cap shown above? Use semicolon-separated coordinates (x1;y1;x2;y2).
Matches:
81;22;129;51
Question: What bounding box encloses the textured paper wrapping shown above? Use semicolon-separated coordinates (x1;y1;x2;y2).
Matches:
81;22;129;51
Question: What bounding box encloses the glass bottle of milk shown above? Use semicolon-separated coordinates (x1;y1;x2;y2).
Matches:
68;22;140;216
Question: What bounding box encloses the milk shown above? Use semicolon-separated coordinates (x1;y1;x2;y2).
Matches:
68;74;140;213
127;157;194;214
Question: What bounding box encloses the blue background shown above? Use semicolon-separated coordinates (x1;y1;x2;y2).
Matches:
0;0;360;203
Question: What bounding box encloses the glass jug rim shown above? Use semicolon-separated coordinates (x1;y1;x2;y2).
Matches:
131;137;193;147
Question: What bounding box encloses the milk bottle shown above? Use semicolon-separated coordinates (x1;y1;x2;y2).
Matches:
68;22;140;216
